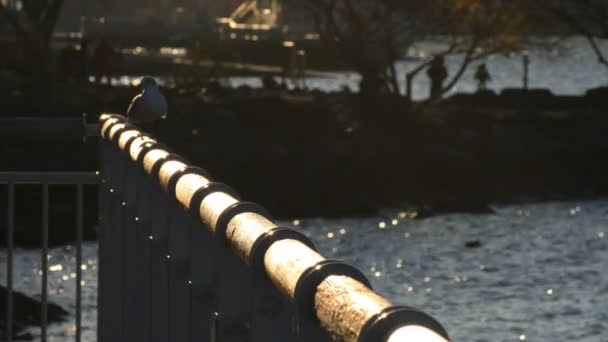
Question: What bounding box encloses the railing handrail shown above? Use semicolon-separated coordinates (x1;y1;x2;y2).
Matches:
98;113;449;342
0;172;99;184
0;114;100;142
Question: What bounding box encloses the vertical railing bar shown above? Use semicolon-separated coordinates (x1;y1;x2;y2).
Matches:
6;183;15;342
75;184;84;342
41;183;49;342
167;254;172;341
188;284;192;342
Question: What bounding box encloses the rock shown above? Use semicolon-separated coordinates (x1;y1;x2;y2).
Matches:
0;285;68;340
465;240;482;248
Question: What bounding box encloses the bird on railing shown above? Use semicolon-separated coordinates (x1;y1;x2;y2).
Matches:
126;76;168;136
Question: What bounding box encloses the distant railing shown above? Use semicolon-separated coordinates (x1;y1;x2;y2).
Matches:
98;113;450;342
1;172;99;342
0;114;99;142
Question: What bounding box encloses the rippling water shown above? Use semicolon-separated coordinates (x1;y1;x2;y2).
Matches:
2;200;607;341
227;37;608;99
106;37;608;100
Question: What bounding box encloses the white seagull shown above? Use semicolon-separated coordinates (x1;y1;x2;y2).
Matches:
126;76;168;124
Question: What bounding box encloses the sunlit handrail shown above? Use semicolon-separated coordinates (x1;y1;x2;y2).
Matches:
98;113;449;342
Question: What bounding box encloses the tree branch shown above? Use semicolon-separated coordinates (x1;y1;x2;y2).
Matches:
0;3;26;37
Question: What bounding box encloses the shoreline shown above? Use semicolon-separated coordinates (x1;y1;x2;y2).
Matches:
2;81;608;245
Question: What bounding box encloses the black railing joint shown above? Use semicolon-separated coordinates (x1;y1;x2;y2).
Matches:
249;227;315;271
187;182;240;217
109;124;138;145
358;306;450;342
122;132;146;154
135;141;173;167
149;154;188;180
215;202;272;245
167;166;213;200
293;260;371;336
100;116;124;139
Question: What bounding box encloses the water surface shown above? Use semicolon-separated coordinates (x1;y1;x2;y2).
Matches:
2;200;607;341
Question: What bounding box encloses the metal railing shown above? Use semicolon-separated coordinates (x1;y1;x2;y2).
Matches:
0;114;100;142
98;113;450;342
1;172;99;342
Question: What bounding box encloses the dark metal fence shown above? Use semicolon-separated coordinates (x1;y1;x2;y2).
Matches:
1;172;99;342
98;113;450;342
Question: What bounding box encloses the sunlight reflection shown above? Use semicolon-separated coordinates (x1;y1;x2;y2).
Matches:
49;264;63;272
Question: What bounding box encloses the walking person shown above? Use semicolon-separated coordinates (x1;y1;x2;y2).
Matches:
94;39;114;84
474;63;491;91
427;56;448;100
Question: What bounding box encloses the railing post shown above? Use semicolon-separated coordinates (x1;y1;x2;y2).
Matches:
147;161;171;342
41;183;49;342
103;138;126;342
166;203;191;342
6;182;15;342
134;161;155;342
75;184;84;342
188;218;215;342
165;169;199;342
120;139;143;342
186;182;234;342
97;139;111;342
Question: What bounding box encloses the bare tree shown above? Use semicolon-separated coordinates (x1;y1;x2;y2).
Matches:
0;0;65;72
405;0;523;101
288;0;435;95
549;0;608;68
288;0;522;99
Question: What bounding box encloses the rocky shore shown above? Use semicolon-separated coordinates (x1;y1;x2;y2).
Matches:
2;79;608;245
0;285;68;341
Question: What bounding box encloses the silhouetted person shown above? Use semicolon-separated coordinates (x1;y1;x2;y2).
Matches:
474;63;491;91
59;45;74;78
79;38;89;80
296;49;307;89
127;77;168;136
262;75;279;90
94;40;114;84
427;56;447;100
